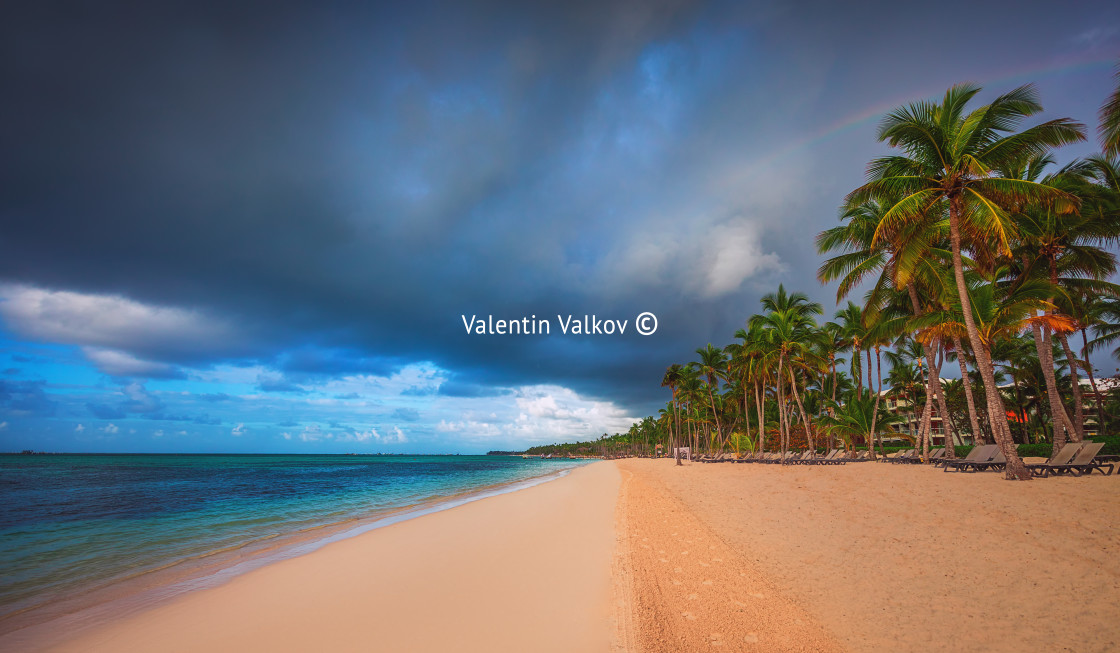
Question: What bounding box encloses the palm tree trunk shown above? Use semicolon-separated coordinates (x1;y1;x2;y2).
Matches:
869;347;882;461
707;385;723;453
949;194;1029;479
929;347;957;455
953;335;984;446
787;368;815;452
866;348;874;396
904;283;956;459
831;356;837;406
1031;319;1079;453
1057;332;1086;441
776;355;788;462
921;371;935;460
1081;327;1107;436
742;376;752;457
673;389;683;466
853;343;862;400
755;381;766;454
917;389;933;457
1009;372;1030;444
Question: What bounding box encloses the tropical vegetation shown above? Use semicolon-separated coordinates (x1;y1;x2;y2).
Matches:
534;67;1120;480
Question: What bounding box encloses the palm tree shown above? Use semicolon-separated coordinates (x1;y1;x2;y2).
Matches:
695;344;729;452
662;364;685;465
1004;155;1119;448
820;393;905;456
751;287;823;457
912;270;1076;454
834;302;867;399
850;83;1086;479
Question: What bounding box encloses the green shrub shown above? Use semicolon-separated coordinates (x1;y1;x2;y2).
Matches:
1090;435;1120;456
1015;443;1053;458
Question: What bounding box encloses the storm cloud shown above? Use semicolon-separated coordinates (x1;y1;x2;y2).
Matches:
1;0;1117;450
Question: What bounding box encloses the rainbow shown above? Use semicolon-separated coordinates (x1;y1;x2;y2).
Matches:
750;53;1116;173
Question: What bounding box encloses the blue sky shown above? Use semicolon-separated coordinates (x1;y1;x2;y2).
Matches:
1;0;1118;452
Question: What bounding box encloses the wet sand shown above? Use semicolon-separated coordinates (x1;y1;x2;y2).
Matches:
28;462;620;653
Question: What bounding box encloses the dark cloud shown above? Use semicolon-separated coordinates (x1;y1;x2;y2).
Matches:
1;0;1117;417
3;368;19;376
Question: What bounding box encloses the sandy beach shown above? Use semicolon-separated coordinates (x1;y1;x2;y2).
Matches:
26;462;619;653
10;456;1120;653
614;458;1120;652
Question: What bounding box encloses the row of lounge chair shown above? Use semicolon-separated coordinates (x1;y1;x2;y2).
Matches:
878;448;948;465
1024;441;1114;477
907;441;1114;476
694;442;1115;477
697;449;871;465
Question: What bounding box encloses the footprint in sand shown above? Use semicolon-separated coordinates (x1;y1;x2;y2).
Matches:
660;558;669;563
699;562;710;567
681;551;690;556
732;600;746;607
687;593;698;600
674;567;683;573
671;579;682;586
702;579;713;586
744;633;759;643
682;612;697;621
711;557;723;562
657;550;666;554
751;592;765;598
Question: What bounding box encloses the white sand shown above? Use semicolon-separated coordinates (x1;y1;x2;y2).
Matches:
37;462;619;653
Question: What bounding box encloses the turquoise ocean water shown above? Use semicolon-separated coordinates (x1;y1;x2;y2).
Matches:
0;454;589;625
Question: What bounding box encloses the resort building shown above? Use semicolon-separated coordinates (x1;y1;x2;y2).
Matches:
880;381;954;446
878;376;1118;443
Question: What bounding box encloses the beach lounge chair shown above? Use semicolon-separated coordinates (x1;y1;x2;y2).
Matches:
1037;442;1112;477
1024;442;1081;477
902;448;933;464
942;444;997;473
888;449;917;464
804;449;837;465
961;448;1007;473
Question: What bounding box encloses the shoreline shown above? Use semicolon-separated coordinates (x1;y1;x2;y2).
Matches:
10;457;1117;652
0;463;592;651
